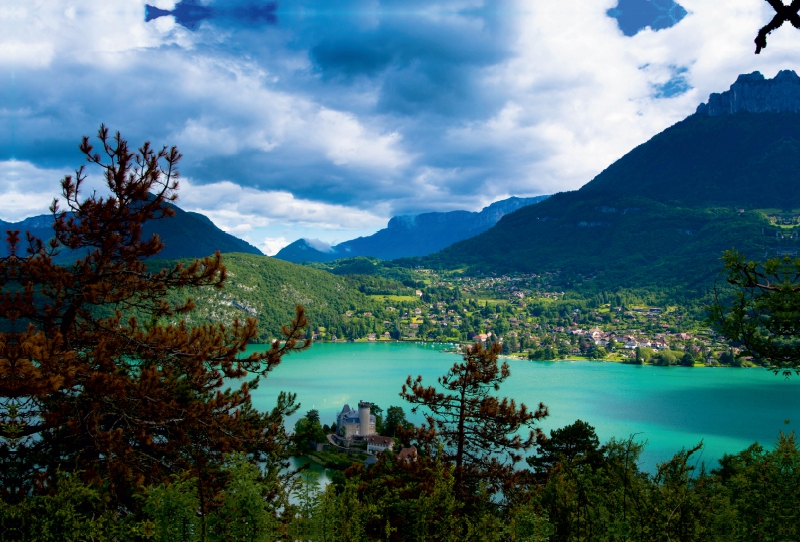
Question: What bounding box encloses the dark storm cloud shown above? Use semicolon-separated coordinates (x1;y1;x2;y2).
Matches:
298;0;512;118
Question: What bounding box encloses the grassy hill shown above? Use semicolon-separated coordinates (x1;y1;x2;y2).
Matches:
415;112;800;289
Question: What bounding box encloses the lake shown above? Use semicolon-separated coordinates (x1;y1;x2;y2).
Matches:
246;342;800;472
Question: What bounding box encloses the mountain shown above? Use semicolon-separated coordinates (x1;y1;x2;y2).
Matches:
418;71;800;288
274;196;549;263
0;201;263;260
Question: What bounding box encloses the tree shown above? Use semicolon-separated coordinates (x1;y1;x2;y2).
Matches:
400;342;548;502
528;420;604;477
306;409;320;425
0;126;309;510
710;250;800;376
384;406;413;437
370;403;384;435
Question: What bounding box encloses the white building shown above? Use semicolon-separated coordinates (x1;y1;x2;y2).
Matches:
367;435;395;455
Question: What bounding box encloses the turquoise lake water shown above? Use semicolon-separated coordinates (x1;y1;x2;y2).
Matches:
246;342;800;472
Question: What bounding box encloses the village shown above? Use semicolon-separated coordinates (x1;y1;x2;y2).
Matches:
310;268;748;367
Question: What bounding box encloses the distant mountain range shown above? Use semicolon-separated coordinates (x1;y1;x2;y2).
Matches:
274;196;549;263
0;201;263;261
417;71;800;288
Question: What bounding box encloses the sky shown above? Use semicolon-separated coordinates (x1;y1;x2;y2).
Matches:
2;0;799;255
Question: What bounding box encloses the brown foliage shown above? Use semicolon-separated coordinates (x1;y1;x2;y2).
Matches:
400;342;548;503
0;126;309;508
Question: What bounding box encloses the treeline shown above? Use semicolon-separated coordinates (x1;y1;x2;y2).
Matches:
5;426;798;541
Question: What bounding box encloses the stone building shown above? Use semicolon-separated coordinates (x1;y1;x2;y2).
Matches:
337;401;376;438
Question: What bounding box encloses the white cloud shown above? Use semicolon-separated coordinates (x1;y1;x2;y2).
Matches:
304;238;335;252
315;109;409;169
446;0;800;197
260;236;288;256
0;160;68;221
178;179;387;231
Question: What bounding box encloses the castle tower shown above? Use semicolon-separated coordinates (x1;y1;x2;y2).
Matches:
358;401;371;437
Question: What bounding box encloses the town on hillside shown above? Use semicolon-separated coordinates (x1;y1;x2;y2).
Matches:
300;267;746;368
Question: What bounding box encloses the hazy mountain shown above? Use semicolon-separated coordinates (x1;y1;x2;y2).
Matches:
417;71;800;288
274;196;549;263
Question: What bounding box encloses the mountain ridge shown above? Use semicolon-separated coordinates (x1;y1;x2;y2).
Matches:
415;71;800;287
275;195;549;263
0;201;263;260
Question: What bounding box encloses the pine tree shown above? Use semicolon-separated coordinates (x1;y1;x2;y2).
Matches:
0;126;309;509
400;342;548;503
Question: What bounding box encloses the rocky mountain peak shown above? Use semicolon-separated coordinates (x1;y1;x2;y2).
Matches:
696;70;800;116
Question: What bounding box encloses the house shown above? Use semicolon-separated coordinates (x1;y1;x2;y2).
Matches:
415;290;423;296
367;333;376;341
367;435;395;455
383;331;391;338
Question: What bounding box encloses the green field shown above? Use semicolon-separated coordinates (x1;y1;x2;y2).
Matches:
369;294;420;302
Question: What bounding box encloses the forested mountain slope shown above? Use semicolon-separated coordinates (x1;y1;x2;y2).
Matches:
418;72;800;288
157;253;373;342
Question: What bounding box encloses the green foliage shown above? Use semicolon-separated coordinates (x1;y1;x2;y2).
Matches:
207;454;281;542
384;406;414;437
653;349;684;366
4;426;800;541
710;250;800;376
528;420;604;476
142;475;202;542
293;416;328;453
0;472;140;541
155;252;378;342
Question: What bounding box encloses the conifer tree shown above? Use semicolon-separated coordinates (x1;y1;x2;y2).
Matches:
710;250;800;376
400;342;548;503
0;126;309;508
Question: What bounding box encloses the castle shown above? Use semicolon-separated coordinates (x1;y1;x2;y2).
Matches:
337;401;376;438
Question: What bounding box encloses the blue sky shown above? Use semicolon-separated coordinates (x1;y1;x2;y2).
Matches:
2;0;799;254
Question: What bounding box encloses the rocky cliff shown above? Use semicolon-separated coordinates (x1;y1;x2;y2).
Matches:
696;70;800;116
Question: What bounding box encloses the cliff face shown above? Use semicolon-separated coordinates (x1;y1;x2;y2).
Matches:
696;70;800;116
386;197;545;233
